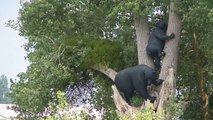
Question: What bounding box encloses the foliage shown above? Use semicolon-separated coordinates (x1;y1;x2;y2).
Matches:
7;0;213;119
109;0;170;18
92;75;119;120
8;0;137;118
39;91;91;120
177;0;213;119
164;97;185;120
130;95;144;107
65;37;124;70
0;75;12;104
120;107;163;120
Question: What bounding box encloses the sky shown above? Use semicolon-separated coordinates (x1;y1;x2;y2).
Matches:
0;0;29;80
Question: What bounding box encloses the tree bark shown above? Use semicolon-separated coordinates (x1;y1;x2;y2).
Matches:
157;0;182;114
134;15;153;68
91;65;117;81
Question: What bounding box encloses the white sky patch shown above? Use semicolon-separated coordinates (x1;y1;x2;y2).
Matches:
0;0;29;81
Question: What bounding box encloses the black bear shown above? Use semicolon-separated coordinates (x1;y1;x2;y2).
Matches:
114;64;163;105
146;20;175;69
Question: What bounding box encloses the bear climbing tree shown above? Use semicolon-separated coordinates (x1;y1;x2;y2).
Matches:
93;1;182;119
146;20;175;69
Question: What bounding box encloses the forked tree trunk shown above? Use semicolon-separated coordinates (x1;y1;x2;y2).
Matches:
92;16;153;118
93;1;182;119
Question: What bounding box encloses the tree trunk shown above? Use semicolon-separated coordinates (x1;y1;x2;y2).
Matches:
157;0;182;114
93;1;182;119
134;15;153;68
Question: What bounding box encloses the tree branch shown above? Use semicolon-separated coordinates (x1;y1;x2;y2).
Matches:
91;65;117;81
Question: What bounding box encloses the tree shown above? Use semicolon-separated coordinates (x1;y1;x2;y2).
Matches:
0;75;11;104
177;1;213;119
8;0;213;119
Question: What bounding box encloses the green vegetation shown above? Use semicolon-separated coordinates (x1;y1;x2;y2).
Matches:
6;0;213;119
39;91;91;120
0;75;12;104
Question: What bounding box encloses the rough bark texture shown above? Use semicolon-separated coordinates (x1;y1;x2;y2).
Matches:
134;16;153;68
111;85;143;119
192;32;209;120
157;68;176;112
157;1;182;114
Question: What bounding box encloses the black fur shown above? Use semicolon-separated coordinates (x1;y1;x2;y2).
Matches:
146;20;175;69
114;64;163;105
